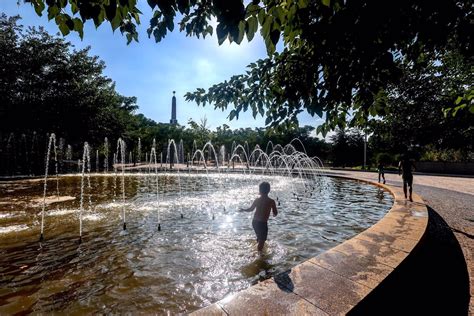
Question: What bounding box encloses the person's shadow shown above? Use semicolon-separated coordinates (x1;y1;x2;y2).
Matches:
240;254;274;280
241;254;295;293
274;270;294;293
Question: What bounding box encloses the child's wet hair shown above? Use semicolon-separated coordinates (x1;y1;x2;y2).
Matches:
259;182;271;195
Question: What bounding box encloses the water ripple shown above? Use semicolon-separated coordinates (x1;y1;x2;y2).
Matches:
0;175;392;314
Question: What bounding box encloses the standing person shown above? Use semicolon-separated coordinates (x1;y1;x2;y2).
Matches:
239;182;278;253
398;155;416;201
377;162;386;184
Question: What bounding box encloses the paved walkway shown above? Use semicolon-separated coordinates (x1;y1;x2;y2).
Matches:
325;169;473;314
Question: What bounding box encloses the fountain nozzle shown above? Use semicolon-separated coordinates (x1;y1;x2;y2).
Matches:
78;236;82;244
39;233;44;242
212;214;215;220
123;222;127;230
158;223;161;231
181;213;184;219
278;201;281;206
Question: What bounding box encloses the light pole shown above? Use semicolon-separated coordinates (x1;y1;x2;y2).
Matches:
363;128;367;170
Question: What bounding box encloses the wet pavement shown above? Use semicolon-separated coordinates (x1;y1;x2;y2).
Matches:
326;169;473;314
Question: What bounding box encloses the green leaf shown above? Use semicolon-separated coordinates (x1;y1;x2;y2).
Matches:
246;16;258;41
454;96;463;105
205;25;213;37
165;17;174;31
273;6;285;24
298;0;309;8
105;0;117;21
93;9;105;27
71;2;79;14
264;35;275;54
258;9;265;25
229;110;237;120
236;21;245;44
216;23;227;45
133;12;140;24
147;0;157;9
47;5;59;20
58;22;70;36
34;1;45;16
321;0;330;7
261;15;272;38
269;29;280;46
111;12;122;31
73;18;84;39
246;4;260;18
177;0;190;13
65;15;74;29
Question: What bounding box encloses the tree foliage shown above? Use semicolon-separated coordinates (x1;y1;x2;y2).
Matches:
329;128;364;167
1;14;331;173
0;14;139;145
368;50;474;162
20;0;473;134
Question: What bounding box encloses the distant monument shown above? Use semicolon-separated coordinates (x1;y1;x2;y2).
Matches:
170;91;178;125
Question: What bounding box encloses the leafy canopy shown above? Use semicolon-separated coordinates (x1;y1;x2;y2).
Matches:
367;50;473;159
21;0;473;134
0;14;139;144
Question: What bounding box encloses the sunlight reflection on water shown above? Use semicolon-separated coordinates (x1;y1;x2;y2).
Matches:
0;174;392;314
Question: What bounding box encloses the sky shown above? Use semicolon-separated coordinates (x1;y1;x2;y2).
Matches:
0;1;325;132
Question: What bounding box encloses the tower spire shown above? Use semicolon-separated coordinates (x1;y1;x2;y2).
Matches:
170;91;177;125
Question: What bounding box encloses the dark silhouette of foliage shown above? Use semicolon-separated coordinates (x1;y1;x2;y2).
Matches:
329;128;364;167
19;0;473;134
368;50;473;161
0;14;138;146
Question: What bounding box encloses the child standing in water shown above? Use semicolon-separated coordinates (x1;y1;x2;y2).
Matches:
239;182;278;252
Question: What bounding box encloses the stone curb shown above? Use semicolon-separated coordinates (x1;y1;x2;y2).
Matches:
190;174;429;315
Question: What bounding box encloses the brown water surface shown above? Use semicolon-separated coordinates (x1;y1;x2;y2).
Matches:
0;173;392;314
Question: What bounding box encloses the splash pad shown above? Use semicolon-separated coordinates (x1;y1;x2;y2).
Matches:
0;135;392;314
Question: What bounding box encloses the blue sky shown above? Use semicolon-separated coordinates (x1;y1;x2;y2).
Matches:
1;1;324;132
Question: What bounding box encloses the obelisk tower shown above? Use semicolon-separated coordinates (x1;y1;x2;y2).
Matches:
170;91;178;125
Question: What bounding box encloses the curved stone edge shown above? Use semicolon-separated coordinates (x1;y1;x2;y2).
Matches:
190;175;429;316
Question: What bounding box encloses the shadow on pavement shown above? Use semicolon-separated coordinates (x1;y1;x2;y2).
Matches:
349;207;470;315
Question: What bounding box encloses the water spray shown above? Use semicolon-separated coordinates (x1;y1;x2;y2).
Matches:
39;133;58;242
79;142;92;241
116;138;127;230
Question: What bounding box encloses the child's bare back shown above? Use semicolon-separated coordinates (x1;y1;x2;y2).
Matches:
239;182;278;252
252;196;277;222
